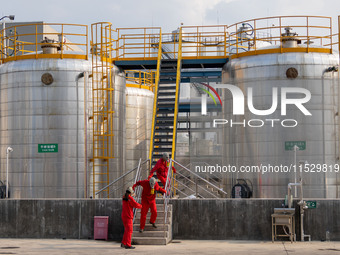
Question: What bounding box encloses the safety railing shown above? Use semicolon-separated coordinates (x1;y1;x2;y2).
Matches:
132;159;145;224
163;160;227;199
112;25;228;61
181;25;228;58
173;161;227;199
325;33;339;53
125;70;156;91
95;158;149;198
163;159;174;226
111;16;337;62
163;159;228;225
227;15;334;58
113;27;161;60
0;23;88;63
183;162;223;189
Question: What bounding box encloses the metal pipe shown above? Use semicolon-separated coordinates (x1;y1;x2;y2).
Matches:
338;16;340;198
6;146;13;198
287;182;302;208
1;15;15;57
76;72;85;198
83;71;89;198
301;208;305;241
322;66;339;198
6;150;9;198
294;145;299;197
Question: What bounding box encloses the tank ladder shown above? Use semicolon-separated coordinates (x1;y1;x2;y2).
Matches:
90;23;115;198
149;28;182;170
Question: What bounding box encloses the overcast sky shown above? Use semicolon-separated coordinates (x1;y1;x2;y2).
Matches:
1;0;339;32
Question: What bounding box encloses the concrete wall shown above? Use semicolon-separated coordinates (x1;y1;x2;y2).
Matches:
0;199;339;241
171;199;340;241
0;199;123;240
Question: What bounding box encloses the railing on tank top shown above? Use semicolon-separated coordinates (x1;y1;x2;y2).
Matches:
112;16;336;62
0;23;88;63
95;158;149;199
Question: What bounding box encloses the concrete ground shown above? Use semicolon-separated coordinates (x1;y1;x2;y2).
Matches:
1;239;340;255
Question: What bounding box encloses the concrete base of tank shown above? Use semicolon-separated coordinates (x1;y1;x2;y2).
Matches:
0;199;339;241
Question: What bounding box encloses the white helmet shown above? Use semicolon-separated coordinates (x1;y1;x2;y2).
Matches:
149;177;156;189
162;152;169;160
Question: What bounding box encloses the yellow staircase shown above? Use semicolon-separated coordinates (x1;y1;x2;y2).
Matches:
149;28;182;168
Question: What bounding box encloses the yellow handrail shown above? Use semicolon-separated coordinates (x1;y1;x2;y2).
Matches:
171;27;182;160
0;23;88;63
110;15;336;62
148;29;162;168
125;70;156;91
227;15;333;58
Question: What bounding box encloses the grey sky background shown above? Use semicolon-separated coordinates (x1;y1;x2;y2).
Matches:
1;0;340;32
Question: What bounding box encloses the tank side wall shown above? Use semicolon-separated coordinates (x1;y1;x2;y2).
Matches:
0;58;91;198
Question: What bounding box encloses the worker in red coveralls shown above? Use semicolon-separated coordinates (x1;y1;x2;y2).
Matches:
121;187;142;249
132;177;166;233
148;152;176;187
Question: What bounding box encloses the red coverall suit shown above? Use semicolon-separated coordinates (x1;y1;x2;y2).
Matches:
121;195;142;247
132;180;166;230
148;158;177;186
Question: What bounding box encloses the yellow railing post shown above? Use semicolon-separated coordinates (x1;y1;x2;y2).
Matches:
338;15;340;56
330;17;333;54
306;17;309;53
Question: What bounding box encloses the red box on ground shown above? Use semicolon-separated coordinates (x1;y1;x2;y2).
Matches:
94;216;109;240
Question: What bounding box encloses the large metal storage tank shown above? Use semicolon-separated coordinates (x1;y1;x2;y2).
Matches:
125;86;154;171
110;66;126;181
0;58;91;198
221;18;340;198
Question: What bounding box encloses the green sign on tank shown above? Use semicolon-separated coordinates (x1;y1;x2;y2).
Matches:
285;141;306;151
38;144;58;153
306;200;317;209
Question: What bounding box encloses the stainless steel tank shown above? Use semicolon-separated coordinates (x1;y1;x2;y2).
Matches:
0;58;92;198
109;66;126;182
125;87;154;171
221;49;339;198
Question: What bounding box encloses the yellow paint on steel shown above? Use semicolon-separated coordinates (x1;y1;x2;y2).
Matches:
125;70;155;92
2;54;87;63
0;23;88;63
126;83;154;91
169;27;183;196
110;16;334;62
171;27;182;160
230;47;332;59
338;16;340;57
91;22;115;198
148;29;162;169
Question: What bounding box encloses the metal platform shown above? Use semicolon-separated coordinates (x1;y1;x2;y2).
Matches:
114;58;228;70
